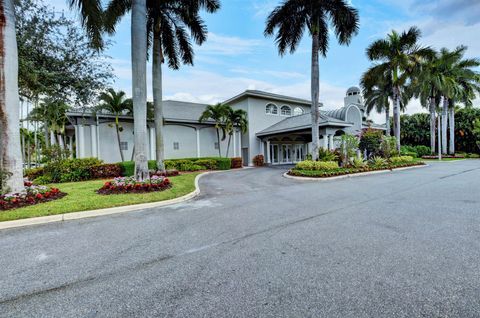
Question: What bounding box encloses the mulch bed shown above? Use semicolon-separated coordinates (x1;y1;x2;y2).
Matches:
0;192;67;211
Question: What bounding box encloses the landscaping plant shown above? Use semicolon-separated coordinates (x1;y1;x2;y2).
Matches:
97;176;171;195
253;155;265;167
359;129;383;158
0;181;65;211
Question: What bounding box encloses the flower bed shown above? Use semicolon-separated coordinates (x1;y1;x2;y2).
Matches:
97;176;172;195
0;181;66;211
421;155;465;159
288;162;425;178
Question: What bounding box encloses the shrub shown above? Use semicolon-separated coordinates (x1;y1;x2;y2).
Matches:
415;145;431;157
352;158;367;168
380;136;398;159
318;148;338;162
164;160;177;170
369;156;387;167
231;157;243;168
296;160;339;170
41;145;71;163
253;154;264;166
33;175;53;185
150;169;179;177
90;164;122;179
43;157;103;183
24;167;45;180
195;159;217;170
118;161;135;176
338;134;359;164
390;156;414;164
215;158;231;170
359;129;383;158
178;163;205;171
467;153;480;158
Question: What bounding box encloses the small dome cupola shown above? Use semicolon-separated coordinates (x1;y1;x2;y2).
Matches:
346;86;361;96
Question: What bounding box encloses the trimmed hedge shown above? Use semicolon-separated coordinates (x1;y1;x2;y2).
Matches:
289;162;425;178
296;160;339;170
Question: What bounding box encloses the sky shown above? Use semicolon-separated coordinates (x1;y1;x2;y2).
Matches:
49;0;480;123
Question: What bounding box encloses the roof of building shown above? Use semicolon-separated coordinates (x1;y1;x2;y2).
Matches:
322;104;364;121
346;86;361;95
224;90;312;106
256;113;352;137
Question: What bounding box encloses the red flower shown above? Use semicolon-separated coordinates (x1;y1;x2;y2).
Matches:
36;193;43;200
51;188;59;194
104;182;111;187
44;191;51;198
12;198;18;204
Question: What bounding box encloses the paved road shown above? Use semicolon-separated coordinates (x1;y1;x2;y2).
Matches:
1;160;480;317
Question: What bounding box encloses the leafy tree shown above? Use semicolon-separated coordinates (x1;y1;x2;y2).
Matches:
398;113;430;147
96;89;132;162
264;0;359;160
359;129;383;158
366;27;433;151
199;103;229;157
225;108;248;157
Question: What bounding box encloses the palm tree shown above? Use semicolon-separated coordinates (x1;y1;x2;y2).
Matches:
199;103;228;157
225;108;248;157
104;0;219;173
71;0;149;180
361;74;392;136
264;0;359;161
366;27;433;151
0;0;24;193
96;89;131;162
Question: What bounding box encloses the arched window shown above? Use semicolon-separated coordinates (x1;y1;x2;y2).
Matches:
280;105;291;116
266;103;278;115
293;107;304;116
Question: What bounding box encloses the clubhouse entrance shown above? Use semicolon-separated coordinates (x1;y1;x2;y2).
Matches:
269;143;307;164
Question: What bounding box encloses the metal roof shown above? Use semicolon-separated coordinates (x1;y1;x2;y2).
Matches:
224;90;312;106
256;113;352;137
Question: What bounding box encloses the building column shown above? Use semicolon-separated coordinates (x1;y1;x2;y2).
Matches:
90;125;98;158
149;128;156;160
69;136;73;158
196;128;201;158
266;140;271;164
322;135;328;149
78;125;86;158
237;130;242;158
328;134;334;150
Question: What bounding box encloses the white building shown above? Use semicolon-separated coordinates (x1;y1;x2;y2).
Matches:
65;87;384;166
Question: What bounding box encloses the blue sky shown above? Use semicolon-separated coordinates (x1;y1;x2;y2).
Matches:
51;0;480;123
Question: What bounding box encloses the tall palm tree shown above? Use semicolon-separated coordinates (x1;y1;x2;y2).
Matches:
361;73;392;136
264;0;359;161
71;0;150;180
96;89;131;162
105;0;219;173
199;103;228;157
366;27;433;151
0;0;24;193
225;108;248;157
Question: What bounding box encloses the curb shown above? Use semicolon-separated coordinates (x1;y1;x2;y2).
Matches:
0;170;223;231
283;164;428;181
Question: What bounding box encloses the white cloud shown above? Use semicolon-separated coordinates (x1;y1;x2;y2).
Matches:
196;33;264;56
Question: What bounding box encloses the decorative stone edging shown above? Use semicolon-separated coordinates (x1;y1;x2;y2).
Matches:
283;164;428;181
0;170;232;231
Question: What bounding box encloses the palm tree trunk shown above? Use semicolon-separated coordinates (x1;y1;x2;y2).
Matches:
57;134;64;149
441;97;448;155
216;128;221;157
152;23;165;172
0;0;24;193
131;0;149;181
115;120;125;162
429;97;436;154
393;86;401;152
385;104;390;136
226;133;232;157
448;106;455;155
310;32;320;161
50;130;56;145
44;124;49;147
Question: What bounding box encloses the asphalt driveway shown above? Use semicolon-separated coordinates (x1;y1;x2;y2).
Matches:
1;160;480;317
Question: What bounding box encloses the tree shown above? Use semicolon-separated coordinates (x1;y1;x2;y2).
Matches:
199;103;228;157
264;0;359;161
105;0;220;172
361;74;392;136
96;89;131;162
225;107;248;157
0;0;24;193
366;27;433;151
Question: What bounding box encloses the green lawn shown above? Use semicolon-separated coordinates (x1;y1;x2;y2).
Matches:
0;173;200;222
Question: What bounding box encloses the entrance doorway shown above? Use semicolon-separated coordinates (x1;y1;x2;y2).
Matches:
269;143;306;164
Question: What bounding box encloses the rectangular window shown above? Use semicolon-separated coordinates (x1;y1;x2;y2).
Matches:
173;142;180;150
214;142;219;149
120;142;128;151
